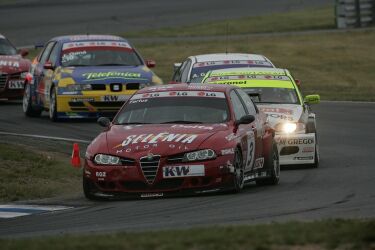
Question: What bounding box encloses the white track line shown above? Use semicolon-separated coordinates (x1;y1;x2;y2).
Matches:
0;205;73;219
0;131;91;144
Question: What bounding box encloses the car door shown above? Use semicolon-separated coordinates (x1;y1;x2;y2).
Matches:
43;43;60;107
236;89;264;162
34;41;55;106
229;90;256;172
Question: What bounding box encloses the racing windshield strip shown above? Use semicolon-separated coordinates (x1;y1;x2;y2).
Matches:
131;91;226;100
62;41;133;50
205;80;295;89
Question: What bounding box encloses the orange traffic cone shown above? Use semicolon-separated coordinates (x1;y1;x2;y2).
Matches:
71;143;81;168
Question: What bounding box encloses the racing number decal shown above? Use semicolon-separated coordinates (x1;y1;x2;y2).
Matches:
246;131;255;170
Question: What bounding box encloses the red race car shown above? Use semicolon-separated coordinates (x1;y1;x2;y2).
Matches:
0;34;30;100
83;83;279;199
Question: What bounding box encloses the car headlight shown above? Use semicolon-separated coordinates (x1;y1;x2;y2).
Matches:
183;149;216;162
94;154;120;165
20;72;28;79
275;122;305;134
66;84;92;91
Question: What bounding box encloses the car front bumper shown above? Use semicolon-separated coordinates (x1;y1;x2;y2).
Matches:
275;133;316;165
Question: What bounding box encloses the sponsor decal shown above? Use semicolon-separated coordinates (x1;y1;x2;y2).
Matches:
61;51;87;63
277;138;314;145
206;75;290;83
8;80;24;89
129;99;148;104
225;133;237;141
131;91;225;100
163;165;205;178
141;193;164;198
193;60;272;68
221;148;235;155
115;133;198;149
62;41;132;50
95;172;106;177
302;146;315;153
171;124;214;130
254;157;264;169
82;72;142;81
187;85;214;90
101;95;130;102
0;60;20;68
71;97;95;102
266;113;293;121
294;156;314;160
260;107;293;115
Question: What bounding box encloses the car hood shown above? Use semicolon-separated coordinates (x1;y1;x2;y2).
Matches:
0;55;30;74
105;123;229;158
60;65;155;84
257;104;303;127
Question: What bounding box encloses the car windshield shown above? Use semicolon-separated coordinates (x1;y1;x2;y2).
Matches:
189;61;273;83
0;39;17;55
245;87;300;104
61;41;143;67
114;95;230;124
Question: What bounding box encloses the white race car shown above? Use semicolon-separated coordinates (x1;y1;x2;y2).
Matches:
171;53;275;83
202;67;320;167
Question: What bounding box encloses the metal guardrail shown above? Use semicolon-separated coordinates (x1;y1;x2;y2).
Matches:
336;0;375;28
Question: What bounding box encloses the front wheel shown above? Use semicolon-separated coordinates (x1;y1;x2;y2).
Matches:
232;148;245;193
83;176;98;200
256;141;280;186
49;87;59;122
23;84;42;117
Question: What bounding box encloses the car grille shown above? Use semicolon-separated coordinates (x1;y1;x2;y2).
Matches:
89;83;140;91
139;155;161;184
167;153;185;164
0;73;7;90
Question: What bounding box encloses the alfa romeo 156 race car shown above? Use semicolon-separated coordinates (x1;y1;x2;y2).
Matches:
83;83;279;199
23;35;162;121
202;68;320;167
171;53;275;83
0;34;31;100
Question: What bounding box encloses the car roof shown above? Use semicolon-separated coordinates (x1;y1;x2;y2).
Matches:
193;53;270;63
138;83;237;94
50;34;129;43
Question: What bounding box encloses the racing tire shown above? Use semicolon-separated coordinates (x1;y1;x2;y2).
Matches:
232;148;245;193
306;119;320;168
23;84;42;117
83;176;99;200
311;134;320;168
256;141;280;186
49;87;59;122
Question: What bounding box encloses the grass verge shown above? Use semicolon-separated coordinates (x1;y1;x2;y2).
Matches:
123;7;335;38
0;219;374;249
0;141;81;202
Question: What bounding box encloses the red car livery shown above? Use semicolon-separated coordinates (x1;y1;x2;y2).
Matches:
83;83;280;199
0;34;30;100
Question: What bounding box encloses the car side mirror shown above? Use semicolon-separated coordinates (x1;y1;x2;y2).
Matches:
173;62;182;72
43;61;54;70
236;115;255;126
18;48;29;57
146;59;156;68
304;94;320;105
98;117;111;127
295;79;301;87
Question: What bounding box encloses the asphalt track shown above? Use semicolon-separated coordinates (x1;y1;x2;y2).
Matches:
0;101;374;238
1;0;331;47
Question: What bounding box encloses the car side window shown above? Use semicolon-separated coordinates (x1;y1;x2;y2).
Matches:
172;60;189;82
181;59;192;83
236;89;258;115
39;42;55;65
230;90;247;120
47;43;60;67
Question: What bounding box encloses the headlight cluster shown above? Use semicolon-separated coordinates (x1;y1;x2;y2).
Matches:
184;149;216;162
275;122;305;134
66;84;92;91
94;154;120;165
20;72;28;79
